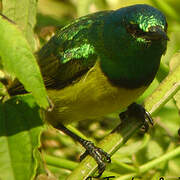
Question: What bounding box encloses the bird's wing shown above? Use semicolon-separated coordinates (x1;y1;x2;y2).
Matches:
37;10;112;89
8;11;111;94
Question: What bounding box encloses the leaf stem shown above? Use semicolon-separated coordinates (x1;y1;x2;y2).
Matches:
156;62;169;82
145;63;180;115
44;154;78;171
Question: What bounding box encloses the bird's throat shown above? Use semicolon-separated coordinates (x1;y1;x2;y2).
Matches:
100;54;160;89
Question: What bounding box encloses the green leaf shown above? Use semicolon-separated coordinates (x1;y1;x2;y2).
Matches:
0;15;49;109
2;0;37;51
0;94;44;180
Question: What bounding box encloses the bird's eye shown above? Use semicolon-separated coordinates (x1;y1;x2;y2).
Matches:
126;23;145;37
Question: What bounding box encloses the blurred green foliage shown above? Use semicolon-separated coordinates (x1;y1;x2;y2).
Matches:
37;0;180;180
0;0;180;180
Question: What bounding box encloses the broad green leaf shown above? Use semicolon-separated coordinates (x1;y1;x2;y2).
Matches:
2;0;37;51
0;15;49;109
0;94;44;180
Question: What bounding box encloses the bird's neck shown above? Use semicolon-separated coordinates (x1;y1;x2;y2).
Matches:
100;43;162;89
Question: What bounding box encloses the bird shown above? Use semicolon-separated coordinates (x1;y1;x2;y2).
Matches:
8;4;168;177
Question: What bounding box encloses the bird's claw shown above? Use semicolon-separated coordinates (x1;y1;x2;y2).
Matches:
80;140;111;177
119;103;153;132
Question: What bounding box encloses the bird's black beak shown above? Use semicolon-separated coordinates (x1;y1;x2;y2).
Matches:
146;25;169;41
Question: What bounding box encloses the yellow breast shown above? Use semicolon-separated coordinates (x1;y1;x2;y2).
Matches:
46;61;147;125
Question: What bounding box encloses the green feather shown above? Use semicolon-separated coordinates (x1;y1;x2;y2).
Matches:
35;4;167;91
36;11;111;89
9;5;168;120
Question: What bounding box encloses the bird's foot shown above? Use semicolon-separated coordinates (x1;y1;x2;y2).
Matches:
119;103;153;132
80;140;111;178
55;123;110;178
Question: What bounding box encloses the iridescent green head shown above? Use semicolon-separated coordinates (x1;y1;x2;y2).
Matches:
122;4;168;41
100;4;168;88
